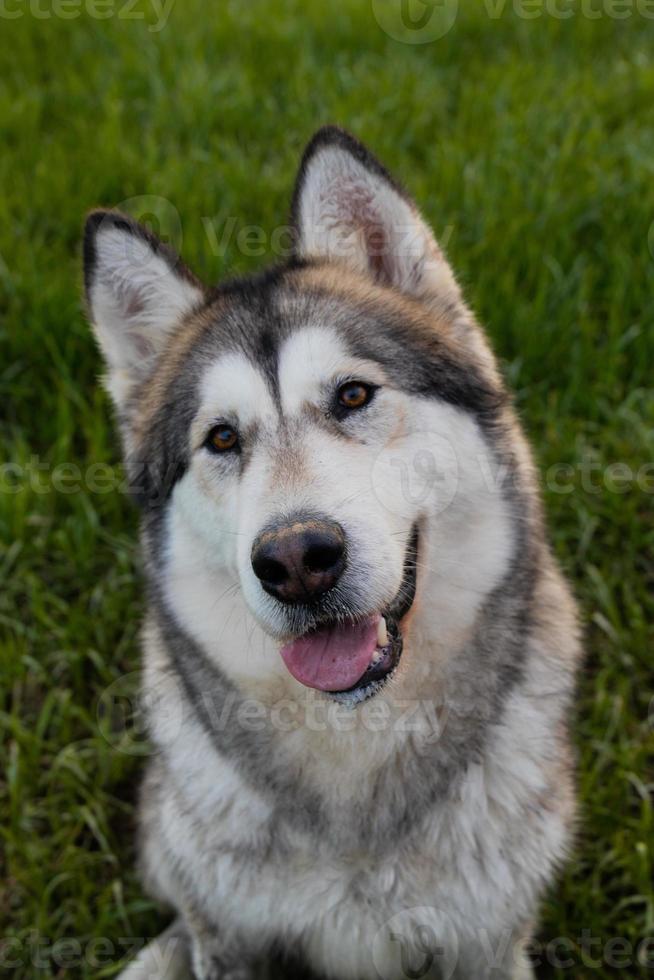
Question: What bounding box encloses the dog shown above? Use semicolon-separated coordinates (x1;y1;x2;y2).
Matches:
83;126;581;980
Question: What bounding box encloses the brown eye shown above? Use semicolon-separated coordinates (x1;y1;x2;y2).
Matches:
337;381;374;411
206;423;239;454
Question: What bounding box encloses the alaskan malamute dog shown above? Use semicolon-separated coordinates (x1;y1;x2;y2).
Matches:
84;127;581;980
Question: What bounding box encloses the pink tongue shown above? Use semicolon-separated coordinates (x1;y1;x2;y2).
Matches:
280;617;380;692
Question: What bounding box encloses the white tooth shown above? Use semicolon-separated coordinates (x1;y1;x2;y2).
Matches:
377;616;388;648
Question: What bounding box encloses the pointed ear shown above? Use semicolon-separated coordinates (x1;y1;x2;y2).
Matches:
83;210;205;407
290;126;460;305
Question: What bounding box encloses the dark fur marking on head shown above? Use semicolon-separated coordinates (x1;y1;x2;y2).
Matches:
127;269;506;515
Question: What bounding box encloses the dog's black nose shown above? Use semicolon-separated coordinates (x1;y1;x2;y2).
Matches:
251;517;346;604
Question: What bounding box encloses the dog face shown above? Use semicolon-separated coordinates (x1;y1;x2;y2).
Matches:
84;127;514;706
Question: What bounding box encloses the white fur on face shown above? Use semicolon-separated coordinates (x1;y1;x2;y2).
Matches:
277;326;387;415
190;352;278;447
163;326;514;694
164;351;284;687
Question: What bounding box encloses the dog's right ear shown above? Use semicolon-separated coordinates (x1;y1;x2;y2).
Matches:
290;126;461;307
83;210;205;407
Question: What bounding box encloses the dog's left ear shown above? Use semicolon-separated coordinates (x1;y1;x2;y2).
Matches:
291;126;460;306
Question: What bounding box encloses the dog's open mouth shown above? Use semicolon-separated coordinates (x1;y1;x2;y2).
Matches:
279;526;419;705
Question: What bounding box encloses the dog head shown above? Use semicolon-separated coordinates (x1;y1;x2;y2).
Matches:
84;127;516;707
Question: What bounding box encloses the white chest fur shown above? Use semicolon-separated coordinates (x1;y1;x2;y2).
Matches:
141;642;572;980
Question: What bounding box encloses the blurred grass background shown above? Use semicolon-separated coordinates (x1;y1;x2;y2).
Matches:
1;1;653;976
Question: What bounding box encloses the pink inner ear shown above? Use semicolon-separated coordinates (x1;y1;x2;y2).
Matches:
123;290;146;318
297;140;456;304
331;182;396;285
130;330;155;361
364;222;391;284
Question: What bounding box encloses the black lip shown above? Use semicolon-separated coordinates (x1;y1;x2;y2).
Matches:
386;523;420;623
328;524;420;702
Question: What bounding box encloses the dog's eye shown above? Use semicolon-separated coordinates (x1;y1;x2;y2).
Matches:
337;381;375;411
206;423;240;454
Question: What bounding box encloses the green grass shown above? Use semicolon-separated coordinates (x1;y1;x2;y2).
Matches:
1;2;653;977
